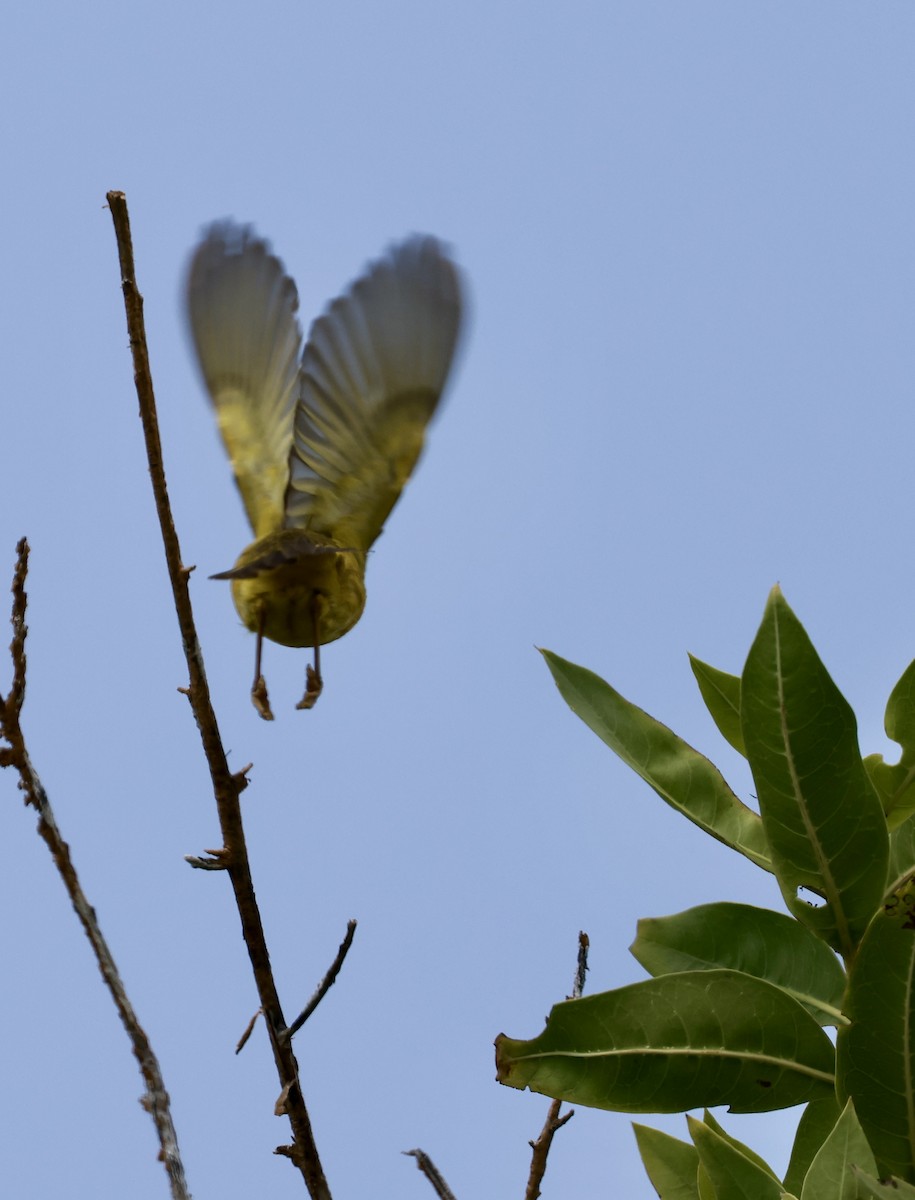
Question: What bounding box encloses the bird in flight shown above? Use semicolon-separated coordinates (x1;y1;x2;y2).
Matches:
186;224;463;718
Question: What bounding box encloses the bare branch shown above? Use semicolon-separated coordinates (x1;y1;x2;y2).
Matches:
524;931;590;1199
403;1149;458;1200
106;190;333;1199
285;920;358;1042
0;543;191;1200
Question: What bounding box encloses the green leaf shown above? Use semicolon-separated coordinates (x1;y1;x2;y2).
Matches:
784;1097;841;1195
865;658;915;829
800;1099;877;1200
541;649;771;872
697;1163;715;1200
688;1114;784;1199
495;969;835;1115
689;655;746;757
836;886;915;1181
633;1123;700;1200
740;586;889;958
700;1109;780;1179
848;1167;915;1198
631;902;846;1026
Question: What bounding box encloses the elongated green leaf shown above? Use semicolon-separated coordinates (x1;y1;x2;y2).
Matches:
800;1099;877;1200
837;888;915;1180
784;1097;841;1195
541;649;771;872
697;1163;715;1200
865;658;915;829
740;587;888;958
849;1167;915;1198
700;1109;780;1179
689;655;746;757
688;1114;784;1199
633;1124;700;1200
631;902;846;1026
495;969;835;1115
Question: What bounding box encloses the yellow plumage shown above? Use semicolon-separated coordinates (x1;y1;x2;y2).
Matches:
186;224;463;716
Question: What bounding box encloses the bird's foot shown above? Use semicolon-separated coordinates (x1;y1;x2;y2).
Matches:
251;675;274;721
296;664;323;710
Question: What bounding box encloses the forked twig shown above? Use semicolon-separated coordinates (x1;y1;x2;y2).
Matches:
525;1101;574;1200
237;918;357;1055
106;190;332;1200
524;931;589;1199
0;540;191;1200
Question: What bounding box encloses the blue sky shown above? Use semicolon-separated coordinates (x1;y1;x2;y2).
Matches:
2;2;914;1196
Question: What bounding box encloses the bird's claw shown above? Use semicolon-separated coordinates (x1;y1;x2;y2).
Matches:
296;664;323;710
251;675;274;721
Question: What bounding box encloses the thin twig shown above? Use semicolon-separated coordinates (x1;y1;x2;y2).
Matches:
403;1149;458;1200
571;930;589;1000
285;920;358;1042
524;931;590;1200
106;190;332;1200
236;1007;264;1055
7;537;27;715
0;540;191;1200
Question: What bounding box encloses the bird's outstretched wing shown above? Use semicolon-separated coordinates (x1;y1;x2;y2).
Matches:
187;223;301;538
284;236;462;550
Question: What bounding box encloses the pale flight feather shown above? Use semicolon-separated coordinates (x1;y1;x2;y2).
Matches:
187;224;301;539
284;236;462;550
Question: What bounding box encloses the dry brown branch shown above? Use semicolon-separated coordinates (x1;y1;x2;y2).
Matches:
0;539;191;1200
106;190;332;1200
285;919;358;1042
403;1149;458;1200
523;931;590;1200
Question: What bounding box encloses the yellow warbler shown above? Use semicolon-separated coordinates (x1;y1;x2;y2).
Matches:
186;224;463;718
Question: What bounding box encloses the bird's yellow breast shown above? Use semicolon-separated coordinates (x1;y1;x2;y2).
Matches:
224;530;367;648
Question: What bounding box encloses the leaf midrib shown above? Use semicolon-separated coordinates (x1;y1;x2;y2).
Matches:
773;605;852;958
